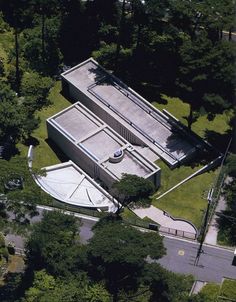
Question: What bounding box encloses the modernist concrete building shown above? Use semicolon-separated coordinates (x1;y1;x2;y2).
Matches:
47;102;161;188
61;58;202;168
36;161;117;211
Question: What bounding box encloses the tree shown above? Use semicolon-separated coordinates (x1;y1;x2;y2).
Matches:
114;0;126;72
0;272;25;302
22;270;111;302
111;174;155;213
0;0;27;93
0;157;46;226
20;17;62;75
0;233;8;262
92;42;132;73
23;269;56;302
224;154;236;178
6;191;38;224
87;221;165;301
26;0;61;60
176;34;235;129
198;0;236;41
0;57;4;77
26;211;81;276
217;154;236;245
21;71;53;113
0;82;25;141
58;0;86;64
143;263;193;302
0;81;40;142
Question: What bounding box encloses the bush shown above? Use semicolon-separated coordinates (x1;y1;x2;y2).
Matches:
0;12;10;33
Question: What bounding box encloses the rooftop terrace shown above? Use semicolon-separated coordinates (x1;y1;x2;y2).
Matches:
62;58;200;167
47;102;160;183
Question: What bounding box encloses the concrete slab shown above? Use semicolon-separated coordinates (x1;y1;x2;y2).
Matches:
134;145;160;162
190;281;207;295
54;107;99;141
81;130;122;160
104;150;152;178
133;205;197;235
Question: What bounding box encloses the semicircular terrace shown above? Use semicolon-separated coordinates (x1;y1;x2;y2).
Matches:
28;146;117;212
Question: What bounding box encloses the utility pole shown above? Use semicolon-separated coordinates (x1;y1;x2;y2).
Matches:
194;188;213;266
194;138;232;266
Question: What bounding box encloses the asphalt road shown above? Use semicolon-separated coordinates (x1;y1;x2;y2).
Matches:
79;218;95;244
158;236;236;283
5;206;97;251
223;31;236;42
4;206;236;283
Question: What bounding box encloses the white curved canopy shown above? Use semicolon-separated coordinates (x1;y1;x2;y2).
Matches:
36;161;117;212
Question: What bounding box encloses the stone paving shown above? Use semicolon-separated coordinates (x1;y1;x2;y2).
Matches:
133;205;197;235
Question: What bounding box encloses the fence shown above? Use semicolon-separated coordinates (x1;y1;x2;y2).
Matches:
159;225;197;240
50;202;198;239
123;217;197;240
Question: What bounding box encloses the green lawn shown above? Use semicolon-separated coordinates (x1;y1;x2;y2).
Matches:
153;94;232;139
151;95;231;228
0;27;232;226
17;88;229;228
152;95;190;126
200;283;220;301
153;167;218;228
18;81;71;169
154;158;210;197
220;279;236;300
198;279;236;301
0;29;71;169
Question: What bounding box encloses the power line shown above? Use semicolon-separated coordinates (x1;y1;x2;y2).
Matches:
194;138;232;266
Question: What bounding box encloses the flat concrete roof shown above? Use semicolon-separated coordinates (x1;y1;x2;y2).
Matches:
36;161;116;211
103;150;152;179
53;104;103;142
48;102;159;180
62;58;199;166
81;129;122;161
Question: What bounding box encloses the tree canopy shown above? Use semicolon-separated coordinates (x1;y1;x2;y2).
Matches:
26;211;81;276
112;173;155;212
87;220;165;301
22;270;111;302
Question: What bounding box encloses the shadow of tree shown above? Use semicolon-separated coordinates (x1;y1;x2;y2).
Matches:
23;136;39;147
3;145;20;161
204;129;232;152
0;272;26;301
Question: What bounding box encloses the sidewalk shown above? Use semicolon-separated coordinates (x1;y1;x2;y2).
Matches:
133;205;197;235
204;177;231;245
204;195;227;245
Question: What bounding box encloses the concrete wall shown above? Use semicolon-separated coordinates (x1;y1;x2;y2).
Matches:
63;79;145;146
47;121;120;188
148;169;161;188
47;120;161;189
47;121;95;176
